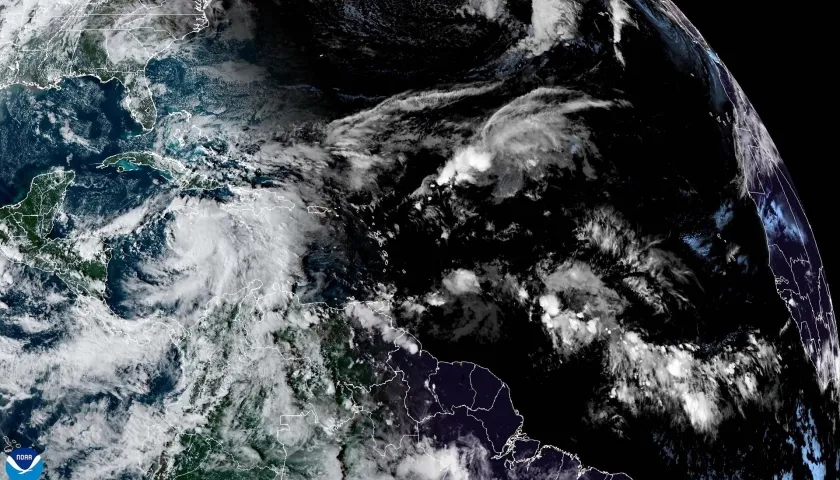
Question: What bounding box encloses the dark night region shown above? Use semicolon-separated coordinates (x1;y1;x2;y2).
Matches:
286;0;838;477
670;0;837;294
431;362;478;411
469;366;503;410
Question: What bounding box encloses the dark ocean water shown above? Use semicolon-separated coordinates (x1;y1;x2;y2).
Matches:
0;74;182;460
0;78;145;204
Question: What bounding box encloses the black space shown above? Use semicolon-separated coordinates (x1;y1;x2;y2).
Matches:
671;0;837;292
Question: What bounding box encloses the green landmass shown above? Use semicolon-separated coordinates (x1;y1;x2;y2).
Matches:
0;170;109;296
99;151;220;191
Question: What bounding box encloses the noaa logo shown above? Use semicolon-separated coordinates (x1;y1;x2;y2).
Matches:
4;448;43;480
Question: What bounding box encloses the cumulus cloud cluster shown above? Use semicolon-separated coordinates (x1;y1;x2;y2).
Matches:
0;180;354;478
607;331;780;432
443;269;483;295
537;261;626;355
435;88;613;196
326;84;499;190
531;208;783;434
121;188;314;318
576;207;696;313
395;438;484;480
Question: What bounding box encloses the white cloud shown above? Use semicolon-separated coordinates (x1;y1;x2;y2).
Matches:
538;260;626;355
0;183;354;477
396;439;480;480
442;269;483;295
539;294;561;317
610;0;636;65
518;0;581;55
680;390;719;431
346;302;420;355
576;207;695;312
433;88;612;194
122;188;315;319
197;61;268;85
545;261;605;294
540;307;603;354
0;296;193;479
0;0;212;129
8;313;49;334
458;0;505;20
436;147;493;185
607;331;780;433
59;119;94;150
326;84;499;190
